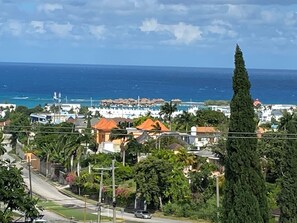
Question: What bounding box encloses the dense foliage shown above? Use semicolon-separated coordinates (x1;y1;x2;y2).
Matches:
0;160;40;222
278;116;297;222
222;45;269;223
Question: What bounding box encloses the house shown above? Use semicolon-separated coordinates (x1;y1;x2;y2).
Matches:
189;126;220;150
44;103;81;114
92;117;133;153
136;118;169;137
73;117;99;133
30;111;76;124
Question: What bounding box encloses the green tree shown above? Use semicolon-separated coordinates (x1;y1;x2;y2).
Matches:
278;110;294;131
190;160;216;203
134;150;191;210
79;106;89;116
110;126;130;166
278;117;297;222
159;101;177;130
0;161;40;222
133;112;152;127
174;110;195;132
0;132;6;156
125;138;144;165
195;109;228;127
221;45;268;223
6;108;31;146
258;132;285;183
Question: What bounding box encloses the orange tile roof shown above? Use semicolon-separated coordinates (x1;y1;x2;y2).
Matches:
253;99;262;107
136;118;169;132
92;118;117;131
196;126;216;133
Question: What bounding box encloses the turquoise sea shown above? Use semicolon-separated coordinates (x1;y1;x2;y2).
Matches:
0;62;296;108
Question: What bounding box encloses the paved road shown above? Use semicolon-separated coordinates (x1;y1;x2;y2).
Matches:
22;167;188;223
2;135;189;223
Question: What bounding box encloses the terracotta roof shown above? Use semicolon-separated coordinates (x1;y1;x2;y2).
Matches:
0;120;10;127
92;118;117;131
196;126;216;133
136;118;169;132
253;99;261;107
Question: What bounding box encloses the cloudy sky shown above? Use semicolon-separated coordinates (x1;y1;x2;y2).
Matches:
1;0;297;69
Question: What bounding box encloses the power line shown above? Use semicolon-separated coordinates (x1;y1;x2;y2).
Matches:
4;125;297;139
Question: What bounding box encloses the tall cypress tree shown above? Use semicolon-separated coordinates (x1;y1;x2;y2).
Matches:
221;45;269;223
278;117;297;222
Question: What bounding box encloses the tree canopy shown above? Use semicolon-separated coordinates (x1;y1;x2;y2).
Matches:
0;160;40;222
222;45;269;223
278;116;297;222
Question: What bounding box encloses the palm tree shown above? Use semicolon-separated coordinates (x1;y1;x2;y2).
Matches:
174;111;194;132
0;141;6;157
278;110;294;131
39;141;55;177
110;126;129;166
0;133;7;157
159;101;177;131
151;122;161;135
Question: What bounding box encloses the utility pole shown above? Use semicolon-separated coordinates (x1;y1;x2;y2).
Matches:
28;161;32;199
25;153;36;199
112;159;116;223
97;170;104;223
216;175;220;221
93;166;113;223
93;161;116;223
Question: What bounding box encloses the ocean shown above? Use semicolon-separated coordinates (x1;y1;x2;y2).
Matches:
0;62;296;108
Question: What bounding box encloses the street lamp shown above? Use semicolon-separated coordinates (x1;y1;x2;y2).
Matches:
25;153;36;199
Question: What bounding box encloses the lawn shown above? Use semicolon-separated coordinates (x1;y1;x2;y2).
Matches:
39;200;113;222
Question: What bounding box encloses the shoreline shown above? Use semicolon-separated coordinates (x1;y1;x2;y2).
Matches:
2;96;297;109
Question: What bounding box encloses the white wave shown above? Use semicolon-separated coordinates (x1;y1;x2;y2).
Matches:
70;99;88;102
13;96;29;100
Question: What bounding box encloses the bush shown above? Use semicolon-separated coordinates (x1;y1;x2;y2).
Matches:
163;197;218;222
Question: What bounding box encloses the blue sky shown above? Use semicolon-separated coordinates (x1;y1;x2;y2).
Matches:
1;1;297;69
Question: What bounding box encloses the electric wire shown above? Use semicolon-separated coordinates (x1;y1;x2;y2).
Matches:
3;125;297;140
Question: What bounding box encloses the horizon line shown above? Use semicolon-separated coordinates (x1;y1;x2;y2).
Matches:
0;61;296;72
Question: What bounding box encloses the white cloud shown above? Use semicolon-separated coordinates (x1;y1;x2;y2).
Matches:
140;18;202;44
8;20;22;36
284;12;297;26
159;3;188;14
89;25;106;39
261;10;279;23
140;18;159;32
206;20;237;38
38;3;63;13
226;4;256;19
30;21;46;34
48;22;73;37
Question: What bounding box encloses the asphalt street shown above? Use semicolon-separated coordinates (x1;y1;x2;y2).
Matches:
2;134;189;223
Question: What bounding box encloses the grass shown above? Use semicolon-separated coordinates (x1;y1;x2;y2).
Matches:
153;211;212;223
39;200;114;222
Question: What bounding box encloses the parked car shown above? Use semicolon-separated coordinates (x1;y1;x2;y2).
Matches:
134;210;152;219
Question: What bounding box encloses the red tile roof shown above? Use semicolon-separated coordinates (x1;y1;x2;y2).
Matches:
92;118;117;131
137;119;169;132
196;126;216;133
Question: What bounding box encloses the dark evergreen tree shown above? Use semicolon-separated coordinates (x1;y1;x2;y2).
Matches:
278;117;297;222
221;45;269;223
